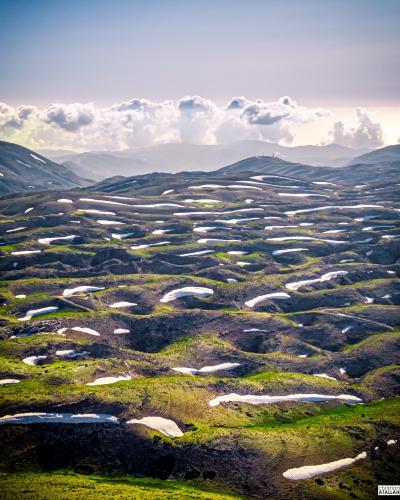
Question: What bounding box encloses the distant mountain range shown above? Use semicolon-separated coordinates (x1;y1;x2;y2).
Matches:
41;140;370;181
0;141;91;196
87;156;399;198
1;140;399;196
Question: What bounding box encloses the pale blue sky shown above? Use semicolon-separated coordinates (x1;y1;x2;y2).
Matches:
1;0;399;106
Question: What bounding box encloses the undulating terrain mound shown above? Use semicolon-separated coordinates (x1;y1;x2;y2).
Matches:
0;155;399;498
0;141;92;196
346;144;400;166
218;153;400;184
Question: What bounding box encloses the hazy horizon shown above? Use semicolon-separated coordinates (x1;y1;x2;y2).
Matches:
1;98;399;153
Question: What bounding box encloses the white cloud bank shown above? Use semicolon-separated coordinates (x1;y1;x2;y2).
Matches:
0;97;386;151
329;108;384;149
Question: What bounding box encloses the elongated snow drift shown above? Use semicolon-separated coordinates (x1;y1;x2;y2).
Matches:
173;362;241;375
0;379;21;385
0;412;119;425
109;301;137;308
285;271;348;291
283;452;367;480
245;292;290;308
11;250;42;256
208;393;363;407
19;306;58;321
160;286;214;303
86;375;131;386
38;235;77;245
62;285;105;297
272;248;307;256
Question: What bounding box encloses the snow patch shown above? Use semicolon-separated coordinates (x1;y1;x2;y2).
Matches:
69;327;100;337
173;362;241;375
97;220;126;225
179;250;214;257
62;285;105;297
30;153;46;163
197;238;240;244
0;379;21;385
245;292;290;308
130;241;171;250
109;301;137;308
272;248;307;256
160;286;214;303
19;306;58;321
285;271;348;291
79;197;131;207
0;412;119;425
209;393;363;407
11;250;41;256
22;355;47;366
286;204;383;216
152;229;172;235
313;373;338;381
342;326;353;334
283;452;367;480
87;376;131;386
38;235;77;245
6;227;26;233
265;225;298;230
126;416;183;437
267;236;346;244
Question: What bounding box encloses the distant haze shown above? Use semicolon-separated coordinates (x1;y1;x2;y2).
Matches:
46;141;370;181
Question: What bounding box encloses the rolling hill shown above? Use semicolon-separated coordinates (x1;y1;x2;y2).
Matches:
346;144;400;166
217;154;400;184
0;141;92;196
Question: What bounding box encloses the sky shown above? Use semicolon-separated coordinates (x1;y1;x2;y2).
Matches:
0;0;399;151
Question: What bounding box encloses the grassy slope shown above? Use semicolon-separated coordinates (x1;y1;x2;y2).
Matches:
0;471;241;500
0;399;399;499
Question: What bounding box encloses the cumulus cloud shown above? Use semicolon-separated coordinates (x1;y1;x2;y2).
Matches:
0;95;330;150
243;102;289;125
0;102;36;130
226;96;251;111
242;96;328;126
176;95;219;143
178;95;216;114
111;98;173;114
330;108;384;149
42;103;95;132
